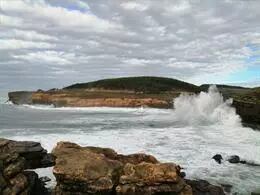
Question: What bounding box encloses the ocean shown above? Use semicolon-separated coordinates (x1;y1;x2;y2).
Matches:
0;86;260;194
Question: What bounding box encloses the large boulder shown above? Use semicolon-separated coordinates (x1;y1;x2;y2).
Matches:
0;138;55;169
52;142;123;194
116;162;192;195
52;142;192;195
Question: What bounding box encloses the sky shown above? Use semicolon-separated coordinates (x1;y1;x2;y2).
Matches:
0;0;260;93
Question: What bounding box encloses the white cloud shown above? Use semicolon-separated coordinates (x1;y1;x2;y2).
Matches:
122;58;151;66
0;29;57;41
121;2;149;11
0;14;23;26
0;0;259;90
13;51;74;65
165;1;191;14
1;0;121;32
0;39;55;49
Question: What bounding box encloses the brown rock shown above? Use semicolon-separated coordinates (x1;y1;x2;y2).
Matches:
52;142;192;195
85;146;158;164
52;142;123;194
116;162;191;195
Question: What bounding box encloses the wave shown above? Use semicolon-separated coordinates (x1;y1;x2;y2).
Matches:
13;103;170;114
172;85;241;126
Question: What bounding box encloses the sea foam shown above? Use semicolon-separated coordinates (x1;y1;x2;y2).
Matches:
172;85;241;126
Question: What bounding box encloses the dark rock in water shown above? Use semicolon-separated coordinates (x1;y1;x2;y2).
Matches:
212;154;223;164
185;179;225;195
180;171;186;178
39;176;51;183
226;154;260;166
245;161;260;167
221;183;232;193
0;138;55;169
240;160;247;164
228;155;240;164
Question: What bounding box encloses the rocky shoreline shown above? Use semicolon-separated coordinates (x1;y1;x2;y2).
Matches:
0;138;230;195
7;90;260;130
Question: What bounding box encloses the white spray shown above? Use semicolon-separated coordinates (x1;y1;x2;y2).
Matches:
172;85;241;126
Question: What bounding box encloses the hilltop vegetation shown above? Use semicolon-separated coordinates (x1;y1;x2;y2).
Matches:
64;76;200;93
200;84;249;91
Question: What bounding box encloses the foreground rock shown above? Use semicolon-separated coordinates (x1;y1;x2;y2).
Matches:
0;138;226;195
0;138;55;169
52;142;161;195
0;152;48;195
52;141;224;195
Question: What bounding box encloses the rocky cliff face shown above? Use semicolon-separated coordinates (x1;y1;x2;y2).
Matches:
8;91;33;105
9;90;174;108
233;100;260;129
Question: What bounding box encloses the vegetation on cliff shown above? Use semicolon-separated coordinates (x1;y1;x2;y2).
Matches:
64;76;200;93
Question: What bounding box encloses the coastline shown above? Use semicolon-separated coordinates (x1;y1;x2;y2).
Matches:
7;90;260;130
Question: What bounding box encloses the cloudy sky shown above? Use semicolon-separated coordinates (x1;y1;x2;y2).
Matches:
0;0;259;92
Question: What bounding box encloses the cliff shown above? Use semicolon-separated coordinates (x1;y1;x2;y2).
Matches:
8;76;260;128
8;76;200;108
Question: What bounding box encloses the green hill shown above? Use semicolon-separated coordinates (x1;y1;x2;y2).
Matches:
200;84;249;91
64;76;200;93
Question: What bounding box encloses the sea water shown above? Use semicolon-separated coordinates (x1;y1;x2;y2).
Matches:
0;86;260;194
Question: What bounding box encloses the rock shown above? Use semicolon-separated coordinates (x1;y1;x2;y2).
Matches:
185;179;225;195
252;191;260;195
180;171;186;178
212;154;223;164
0;151;48;195
0;138;55;169
52;142;193;195
52;142;123;194
221;183;232;193
84;146;158;164
228;155;240;164
39;176;51;183
24;171;50;195
116;162;192;195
